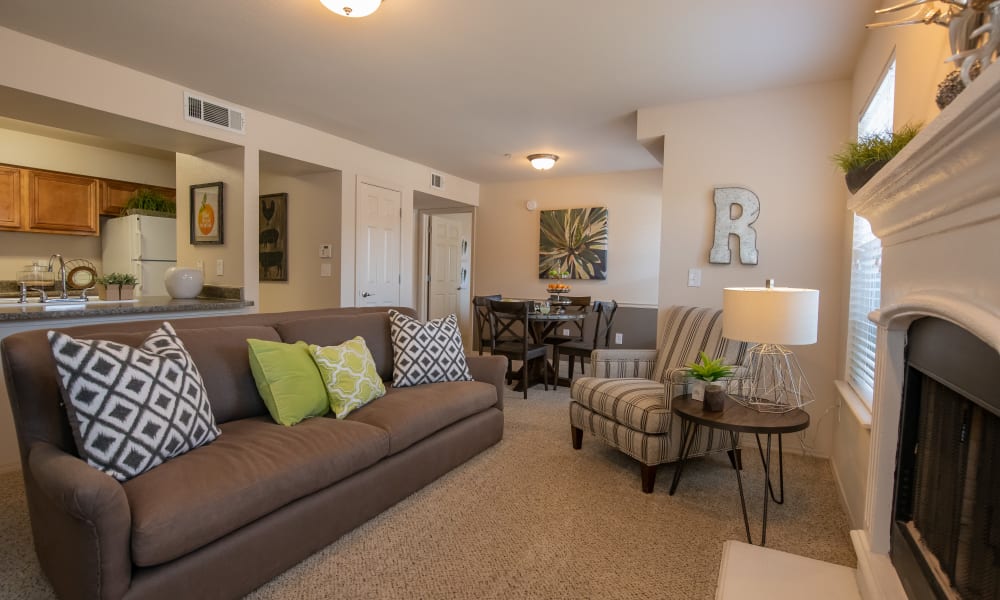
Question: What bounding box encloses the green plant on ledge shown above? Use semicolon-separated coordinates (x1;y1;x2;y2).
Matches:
686;351;734;382
121;188;175;217
832;122;922;193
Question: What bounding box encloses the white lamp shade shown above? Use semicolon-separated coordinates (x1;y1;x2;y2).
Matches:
527;154;558;170
723;287;819;345
320;0;382;17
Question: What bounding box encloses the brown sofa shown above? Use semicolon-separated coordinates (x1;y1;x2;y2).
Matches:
1;307;507;600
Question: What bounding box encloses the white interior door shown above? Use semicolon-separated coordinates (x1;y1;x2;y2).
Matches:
427;214;461;320
356;181;401;306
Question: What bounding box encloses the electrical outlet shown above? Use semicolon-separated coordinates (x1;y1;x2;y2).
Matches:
615;333;623;345
562;328;570;336
216;259;224;276
320;263;332;277
687;268;702;287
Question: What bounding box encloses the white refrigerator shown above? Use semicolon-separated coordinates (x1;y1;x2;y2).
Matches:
101;215;177;297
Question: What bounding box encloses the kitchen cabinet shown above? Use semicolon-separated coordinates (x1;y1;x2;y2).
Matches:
0;166;20;231
25;170;99;236
100;180;176;217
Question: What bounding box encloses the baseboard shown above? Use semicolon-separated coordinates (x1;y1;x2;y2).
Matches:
830;457;862;529
0;461;21;475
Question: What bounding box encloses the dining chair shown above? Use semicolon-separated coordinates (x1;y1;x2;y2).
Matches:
473;294;502;354
553;299;618;388
543;295;590;346
488;299;549;399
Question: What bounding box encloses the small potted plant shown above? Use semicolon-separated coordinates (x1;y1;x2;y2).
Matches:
832;122;922;194
98;273;139;301
121;188;176;218
686;351;735;411
118;273;139;300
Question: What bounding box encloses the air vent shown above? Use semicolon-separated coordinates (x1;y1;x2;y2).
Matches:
430;172;443;190
183;91;246;134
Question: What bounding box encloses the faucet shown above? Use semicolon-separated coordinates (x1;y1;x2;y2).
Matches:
47;254;68;300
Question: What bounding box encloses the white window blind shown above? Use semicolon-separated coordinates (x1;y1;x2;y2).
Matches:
846;214;881;399
845;58;894;404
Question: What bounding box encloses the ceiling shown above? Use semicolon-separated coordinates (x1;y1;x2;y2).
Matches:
0;0;877;183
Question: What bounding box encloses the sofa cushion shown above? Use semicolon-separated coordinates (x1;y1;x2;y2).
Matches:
310;337;386;419
47;322;220;482
346;381;497;454
247;339;329;426
570;377;672;434
123;415;390;566
387;310;472;387
276;312;396;381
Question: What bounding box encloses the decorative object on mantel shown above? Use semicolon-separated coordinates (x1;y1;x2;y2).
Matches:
164;266;204;299
832;122;922;193
121;188;176;218
867;0;999;88
685;351;735;411
538;207;608;280
190;182;224;245
722;280;819;413
709;187;759;265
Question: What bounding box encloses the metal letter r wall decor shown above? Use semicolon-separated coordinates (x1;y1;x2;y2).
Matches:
709;186;759;265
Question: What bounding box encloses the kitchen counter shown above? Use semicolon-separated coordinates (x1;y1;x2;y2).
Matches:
0;296;254;322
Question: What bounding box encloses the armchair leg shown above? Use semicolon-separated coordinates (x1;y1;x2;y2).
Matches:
571;426;582;449
727;449;743;470
640;463;657;494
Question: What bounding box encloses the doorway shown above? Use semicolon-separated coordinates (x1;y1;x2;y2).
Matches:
415;193;474;348
356;180;401;307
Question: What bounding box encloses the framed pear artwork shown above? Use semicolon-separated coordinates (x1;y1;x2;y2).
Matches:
190;182;224;245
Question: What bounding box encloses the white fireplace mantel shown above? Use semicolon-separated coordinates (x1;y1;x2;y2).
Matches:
847;61;1000;600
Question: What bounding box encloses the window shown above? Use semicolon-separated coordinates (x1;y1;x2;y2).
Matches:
846;59;894;404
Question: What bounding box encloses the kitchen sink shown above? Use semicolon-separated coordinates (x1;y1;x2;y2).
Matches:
0;298;139;306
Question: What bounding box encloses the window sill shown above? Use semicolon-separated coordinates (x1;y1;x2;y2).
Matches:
836;380;872;430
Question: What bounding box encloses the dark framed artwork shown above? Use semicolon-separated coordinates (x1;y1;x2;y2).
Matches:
190;182;224;245
259;193;288;281
538;206;609;280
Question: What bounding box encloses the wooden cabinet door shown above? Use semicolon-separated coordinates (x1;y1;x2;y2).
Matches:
26;170;99;235
0;166;21;230
100;179;140;216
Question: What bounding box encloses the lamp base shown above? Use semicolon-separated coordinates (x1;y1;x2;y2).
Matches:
734;343;814;413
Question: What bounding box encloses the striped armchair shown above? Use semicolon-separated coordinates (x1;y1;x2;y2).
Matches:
569;306;747;493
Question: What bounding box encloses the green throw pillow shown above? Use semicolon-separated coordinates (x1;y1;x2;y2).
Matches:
309;337;386;419
247;339;329;426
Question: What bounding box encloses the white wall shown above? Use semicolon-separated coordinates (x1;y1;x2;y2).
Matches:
0;125;175;277
638;80;851;458
476;169;661;305
830;7;952;529
0;26;479;309
259;170;342;312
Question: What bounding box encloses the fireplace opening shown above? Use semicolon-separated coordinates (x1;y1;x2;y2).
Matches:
892;317;1000;600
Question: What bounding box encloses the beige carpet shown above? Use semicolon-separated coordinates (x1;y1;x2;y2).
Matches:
0;385;855;600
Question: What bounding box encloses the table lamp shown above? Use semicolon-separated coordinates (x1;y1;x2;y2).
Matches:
722;280;819;413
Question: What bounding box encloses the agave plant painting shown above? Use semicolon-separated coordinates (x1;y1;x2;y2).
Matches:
538;207;608;280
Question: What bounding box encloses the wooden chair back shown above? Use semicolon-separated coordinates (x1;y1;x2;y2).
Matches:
593;299;619;348
488;299;532;352
473;294;502;354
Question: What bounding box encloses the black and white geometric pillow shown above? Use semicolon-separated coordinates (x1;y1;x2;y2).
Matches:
388;310;473;388
47;322;220;482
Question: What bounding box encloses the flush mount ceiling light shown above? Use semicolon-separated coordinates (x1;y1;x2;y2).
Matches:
320;0;382;17
527;153;559;171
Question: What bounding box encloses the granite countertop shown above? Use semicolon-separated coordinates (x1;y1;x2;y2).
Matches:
0;296;254;322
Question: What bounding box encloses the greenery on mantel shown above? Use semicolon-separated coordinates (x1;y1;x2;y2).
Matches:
121;188;175;217
831;122;922;173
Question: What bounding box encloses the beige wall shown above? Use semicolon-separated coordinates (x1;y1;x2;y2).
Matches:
0;26;479;309
0;125;175;278
175;148;245;288
475;169;661;306
638;80;852;458
259;170;342;312
830;11;952;529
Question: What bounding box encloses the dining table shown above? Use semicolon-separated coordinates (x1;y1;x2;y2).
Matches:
503;300;586;392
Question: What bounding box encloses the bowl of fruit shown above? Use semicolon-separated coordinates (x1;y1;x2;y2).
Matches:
546;269;571;294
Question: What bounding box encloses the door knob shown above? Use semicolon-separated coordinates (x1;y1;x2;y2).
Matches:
361;291;373;298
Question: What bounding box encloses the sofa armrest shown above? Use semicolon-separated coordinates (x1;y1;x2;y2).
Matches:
466;354;507;410
590;349;658;379
27;442;132;600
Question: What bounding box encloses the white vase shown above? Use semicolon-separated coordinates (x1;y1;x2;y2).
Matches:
164;267;204;299
691;380;706;401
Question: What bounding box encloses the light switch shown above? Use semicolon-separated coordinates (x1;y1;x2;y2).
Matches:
319;244;332;258
216;259;224;276
615;333;623;345
687;268;702;287
195;260;204;274
320;263;332;277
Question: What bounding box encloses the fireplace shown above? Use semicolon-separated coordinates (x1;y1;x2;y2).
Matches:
891;318;1000;599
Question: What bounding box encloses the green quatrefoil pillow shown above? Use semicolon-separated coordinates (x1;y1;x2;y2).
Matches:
309;336;386;419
